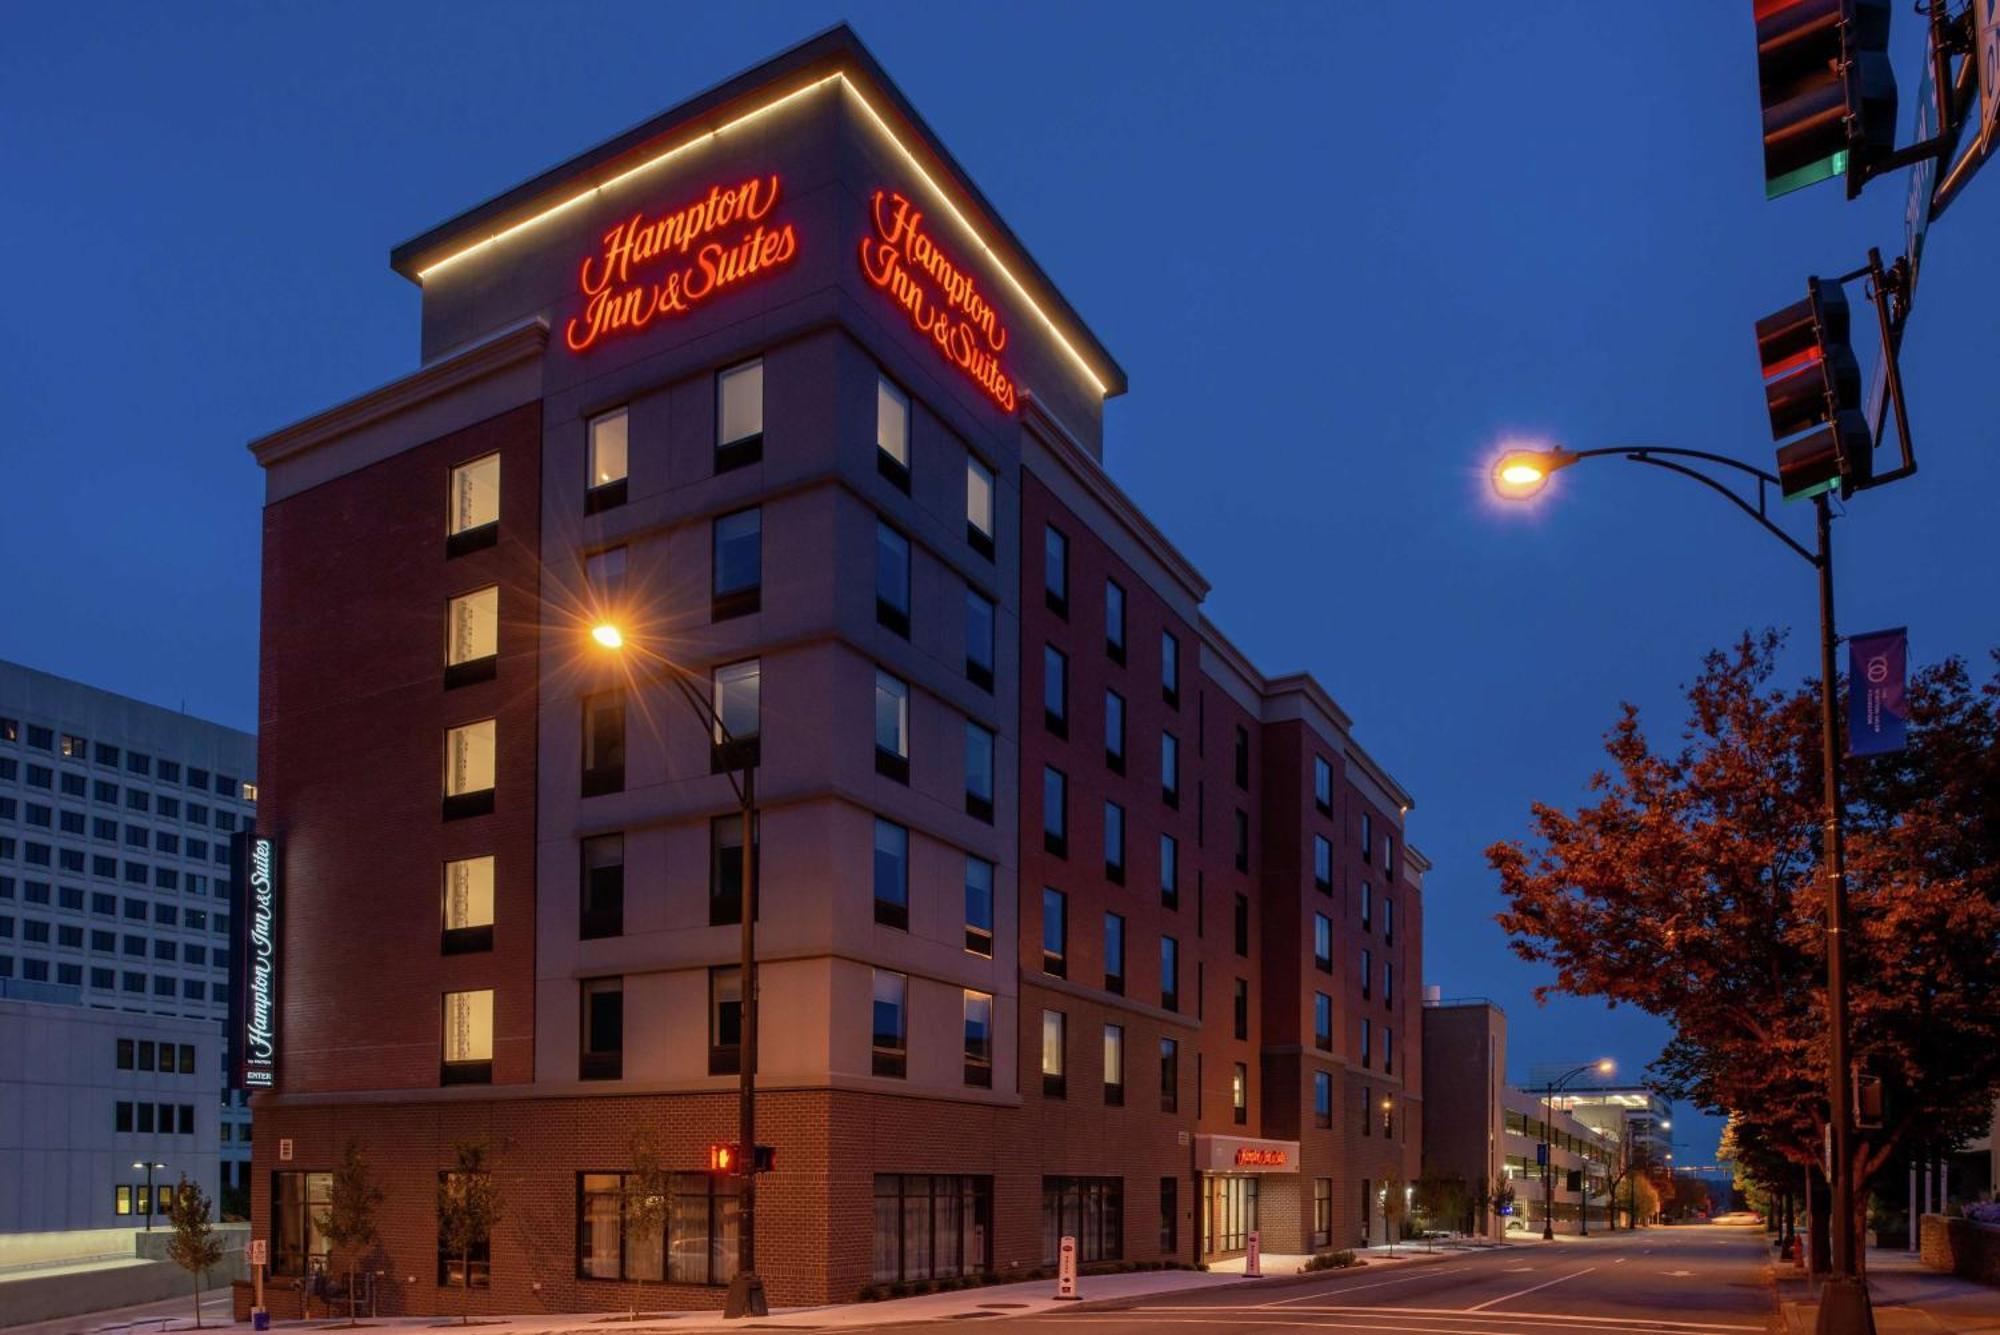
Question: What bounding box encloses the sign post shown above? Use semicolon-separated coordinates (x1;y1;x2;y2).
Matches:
249;1238;268;1330
1246;1229;1262;1278
1056;1235;1079;1300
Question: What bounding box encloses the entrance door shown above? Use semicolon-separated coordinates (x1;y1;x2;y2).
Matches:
1201;1176;1259;1258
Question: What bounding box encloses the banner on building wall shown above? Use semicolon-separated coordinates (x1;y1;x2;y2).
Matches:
228;828;280;1090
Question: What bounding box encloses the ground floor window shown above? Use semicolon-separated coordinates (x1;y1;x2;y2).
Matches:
1159;1177;1178;1255
872;1175;991;1283
577;1174;664;1282
273;1171;332;1276
1312;1178;1332;1248
1202;1175;1258;1255
1359;1177;1372;1246
438;1172;492;1289
668;1173;738;1286
1042;1176;1122;1264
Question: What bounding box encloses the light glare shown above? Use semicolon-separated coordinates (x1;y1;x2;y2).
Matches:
591;623;624;649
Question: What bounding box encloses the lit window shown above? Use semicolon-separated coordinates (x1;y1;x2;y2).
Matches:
1103;1024;1125;1105
966;456;995;555
580;977;623;1080
447;454;500;537
716;360;763;467
443;720;496;812
586;408;629;510
441;856;494;952
963;990;993;1087
441;989;493;1083
876;377;910;487
712;508;762;620
872;970;907;1078
445;587;499;677
1232;1062;1248;1124
1041;1009;1066;1098
963;856;994;956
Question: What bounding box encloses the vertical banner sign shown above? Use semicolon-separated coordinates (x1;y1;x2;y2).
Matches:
1848;627;1910;757
233;833;280;1088
1055;1235;1079;1299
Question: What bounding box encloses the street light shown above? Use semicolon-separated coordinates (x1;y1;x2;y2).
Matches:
1493;443;1869;1332
132;1160;166;1232
1540;1059;1613;1240
589;622;767;1320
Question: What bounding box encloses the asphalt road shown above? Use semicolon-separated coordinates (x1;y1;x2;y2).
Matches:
973;1224;1774;1335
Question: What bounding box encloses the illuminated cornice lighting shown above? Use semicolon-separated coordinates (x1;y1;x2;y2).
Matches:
411;71;1112;401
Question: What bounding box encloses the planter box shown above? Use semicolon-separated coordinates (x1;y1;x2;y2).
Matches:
1918;1214;2000;1285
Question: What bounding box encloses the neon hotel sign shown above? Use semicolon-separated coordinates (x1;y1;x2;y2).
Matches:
243;836;278;1088
860;189;1016;412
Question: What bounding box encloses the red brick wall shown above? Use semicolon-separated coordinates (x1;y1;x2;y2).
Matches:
256;402;542;1098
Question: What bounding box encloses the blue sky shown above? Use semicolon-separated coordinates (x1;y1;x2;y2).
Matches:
5;4;1996;1166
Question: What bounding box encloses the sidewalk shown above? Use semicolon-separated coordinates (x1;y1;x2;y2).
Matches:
1777;1245;2000;1334
137;1244;1477;1332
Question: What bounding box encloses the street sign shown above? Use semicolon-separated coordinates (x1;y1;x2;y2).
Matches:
248;1238;267;1267
1056;1235;1079;1300
1536;1143;1548;1167
1849;627;1910;755
1246;1231;1263;1278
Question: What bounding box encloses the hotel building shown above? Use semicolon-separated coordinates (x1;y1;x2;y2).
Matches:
245;26;1424;1314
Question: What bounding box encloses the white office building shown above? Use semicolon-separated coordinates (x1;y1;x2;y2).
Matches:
0;659;255;1225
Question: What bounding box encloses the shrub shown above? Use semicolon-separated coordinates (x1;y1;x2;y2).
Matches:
1303;1249;1362;1272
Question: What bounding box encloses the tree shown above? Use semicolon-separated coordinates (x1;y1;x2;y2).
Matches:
1490;636;2000;1273
437;1139;504;1325
317;1139;385;1324
1380;1170;1407;1253
623;1130;672;1318
165;1175;225;1329
1413;1175;1474;1235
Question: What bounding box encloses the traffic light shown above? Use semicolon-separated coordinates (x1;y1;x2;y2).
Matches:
1755;0;1897;199
706;1143;776;1174
1854;1074;1885;1130
1757;277;1873;499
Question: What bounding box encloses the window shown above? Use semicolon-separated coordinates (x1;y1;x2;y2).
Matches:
964;722;995;822
874;671;910;782
1234;977;1250;1040
59;733;85;758
1234;894;1250;957
1159;731;1180;809
871;970;907;1078
1040;1009;1066;1098
1384;896;1395;945
1361;812;1374;862
1160;935;1179;1012
1313;758;1334;816
716;359;763;470
1158;1037;1181;1113
1232;1062;1249;1125
711;507;762;621
1361;946;1373;999
963;857;994;956
273;1171;333;1276
1043;526;1068;617
438;1169;494;1288
1313;1178;1333;1248
1384;959;1394;1009
873;819;909;929
1104;690;1126;772
581;691;626;797
1314;1072;1333;1129
1041;888;1067;977
1042;767;1067;857
1384;1026;1395;1075
1315;992;1333;1051
580;977;623;1080
1159;833;1179;909
1104;580;1126;662
440;855;497;953
1314;913;1333;972
1314;835;1333;892
1233;725;1251;789
178;1044;195;1075
447;453;501;555
966;456;996;557
1233;808;1251;872
1103;911;1125;993
1384;834;1397;879
711;659;760;770
963;990;993;1087
441;989;494;1084
876;376;910;489
1103;1024;1125;1105
116;1038;135;1069
579;836;622;941
586;545;627;607
709;814;757;927
158;761;179;784
873;1175;991;1284
1043;1177;1122;1264
115;1184;133;1216
1103;801;1125;884
584;407;628;512
577;1171;661;1282
443;720;497;819
1042;645;1068;736
709;966;742;1074
1160;1177;1179;1255
1161;630;1180;706
1361;1016;1372;1068
1361;882;1373;932
965;588;996;690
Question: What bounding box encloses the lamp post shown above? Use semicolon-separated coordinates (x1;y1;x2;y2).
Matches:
1495;446;1870;1334
133;1160;166;1232
1541;1059;1613;1240
590;623;766;1319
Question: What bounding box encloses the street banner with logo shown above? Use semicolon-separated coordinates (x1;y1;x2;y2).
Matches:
1848;627;1909;757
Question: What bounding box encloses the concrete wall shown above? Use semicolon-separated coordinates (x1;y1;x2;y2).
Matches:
0;1225;247;1330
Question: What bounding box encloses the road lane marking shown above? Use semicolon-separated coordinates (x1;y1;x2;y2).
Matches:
1463;1265;1599;1311
1255;1263;1496;1307
1110;1304;1763;1331
1044;1319;1760;1334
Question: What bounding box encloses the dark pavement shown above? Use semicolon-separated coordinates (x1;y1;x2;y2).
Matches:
971;1224;1775;1334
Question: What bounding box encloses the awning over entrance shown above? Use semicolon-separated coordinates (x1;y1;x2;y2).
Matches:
1192;1134;1301;1174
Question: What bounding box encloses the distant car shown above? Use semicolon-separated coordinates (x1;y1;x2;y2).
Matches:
1712;1211;1763;1226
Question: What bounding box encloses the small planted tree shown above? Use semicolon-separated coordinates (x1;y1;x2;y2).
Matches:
437;1139;504;1326
317;1139;385;1324
166;1175;225;1329
624;1131;671;1319
1380;1171;1407;1254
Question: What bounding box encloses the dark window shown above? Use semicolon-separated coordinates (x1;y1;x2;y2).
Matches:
966;457;996;558
711;507;762;621
963;992;994;1088
1235;977;1251;1040
1160;1037;1179;1113
115;1100;133;1133
1042;645;1068;737
116;1038;134;1069
1103;911;1125;994
436;1170;494;1287
1315;835;1333;892
874;671;910;783
1161;630;1180;707
1159;833;1178;910
1315;992;1333;1051
873;819;909;930
1361;882;1373;933
1313;1178;1333;1247
1362;812;1374;862
965;588;996;691
1104;690;1126;773
1160;936;1179;1012
1161;732;1180;807
709;815;757;927
710;659;760;772
1233;725;1250;789
872;970;907;1078
1042;767;1067;858
1234;894;1250;957
1233;809;1250;872
1041;1177;1121;1263
1041;888;1067;977
1314;913;1333;972
872;1174;992;1283
1103;801;1125;884
964;722;994;822
580;977;623;1080
709;966;742;1075
1105;580;1126;662
964;857;995;956
580;836;624;940
875;522;911;637
1314;1072;1333;1129
581;691;625;797
1314;756;1333;814
1043;526;1069;617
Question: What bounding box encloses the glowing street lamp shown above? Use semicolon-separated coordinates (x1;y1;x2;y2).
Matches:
1492;447;1579;498
590;622;624;649
132;1160;167;1232
1541;1059;1613;1240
